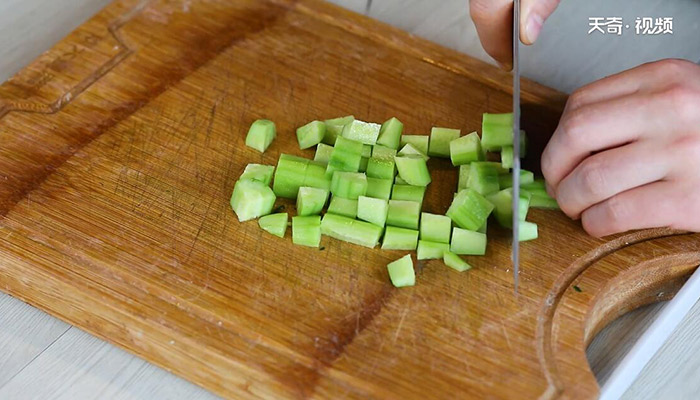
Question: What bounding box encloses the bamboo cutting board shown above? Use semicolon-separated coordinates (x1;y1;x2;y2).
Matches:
0;0;698;398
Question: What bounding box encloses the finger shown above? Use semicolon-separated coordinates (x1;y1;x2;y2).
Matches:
581;181;677;237
565;59;694;112
521;0;560;44
541;93;673;192
555;141;670;219
470;0;514;68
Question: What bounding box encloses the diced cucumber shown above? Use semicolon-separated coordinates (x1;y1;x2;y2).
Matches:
391;184;426;206
327;196;358;218
376;117;403;149
273;154;309;198
296;120;326;149
330;171;367;200
417;240;450;260
458;164;471;191
446;188;494;231
398;143;429;161
443;251;472;272
449;131;483;165
320;213;383;248
420;213;452;244
519;221;539;242
468;162;500;195
362;144;373;158
342;120;381;145
323;115;354;145
477;221;488;234
395;176;408;185
357;196;389;227
481;112;513;151
314;143;334;165
239;164;275;186
400;135;429;156
381;226;419;250
527;193;560;209
245;119;276;153
395;155;431;186
326;136;364;176
296;187;329;216
429;127;460;158
366;156;396;180
387;254;415;288
258;213;288;238
387;200;421;230
359;156;369;172
292;216;321;247
501;145;514;169
304;162;332;192
498;170;535;189
372;144;398;159
486;188;530;228
231;179;276;222
450;227;487;255
366;177;393;200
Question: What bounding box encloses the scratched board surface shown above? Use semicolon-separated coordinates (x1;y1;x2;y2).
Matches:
1;1;699;399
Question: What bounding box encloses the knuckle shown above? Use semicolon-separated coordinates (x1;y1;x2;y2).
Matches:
662;84;700;124
579;161;608;198
602;195;629;229
647;58;692;80
559;110;587;148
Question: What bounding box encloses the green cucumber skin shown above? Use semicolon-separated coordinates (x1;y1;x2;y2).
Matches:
381;226;419;250
387;200;421;230
258;213;289;238
449;131;483;166
417;240;450;260
377;117;404;150
391;184;426;205
498;170;535;189
320;214;382;248
326;136;364;176
330;172;368;200
387;254;415;287
395;156;431;187
468;162;500;196
245;119;277;153
292;216;322;247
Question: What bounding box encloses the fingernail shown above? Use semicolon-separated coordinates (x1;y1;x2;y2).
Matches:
525;12;543;44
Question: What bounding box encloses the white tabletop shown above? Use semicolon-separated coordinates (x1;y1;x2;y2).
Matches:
1;0;699;398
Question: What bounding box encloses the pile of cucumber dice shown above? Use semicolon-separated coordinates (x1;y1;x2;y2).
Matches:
231;115;558;288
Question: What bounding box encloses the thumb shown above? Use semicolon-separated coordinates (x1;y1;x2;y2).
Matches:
521;0;560;44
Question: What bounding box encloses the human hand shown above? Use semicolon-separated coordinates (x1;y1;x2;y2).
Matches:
469;0;561;69
541;59;700;237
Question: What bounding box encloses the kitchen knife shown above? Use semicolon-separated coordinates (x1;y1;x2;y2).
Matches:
512;0;522;293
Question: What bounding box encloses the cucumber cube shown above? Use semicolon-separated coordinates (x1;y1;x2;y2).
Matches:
258;213;288;238
481;113;513;151
320;213;383;248
450;227;487;255
372;144;398;159
357;196;389;227
362;144;373;158
381;226;419;250
376;117;404;149
498;170;535;189
331;172;367;200
359;156;369;173
446;189;494;231
366;177;393;200
366;156;396;180
230;179;276;222
458;164;470;191
420;213;452;244
342;120;381;145
327;196;358;218
391;184;426;206
443;251;472;272
387;254;415;288
296;187;330;216
501;145;514;169
273;154;309;198
527;193;560;209
519;221;539;242
400;135;429;156
245;119;276;153
314;143;334;165
296;120;326;149
398;143;429;161
240;164;275;186
326;136;364;176
395;155;431;187
395;176;408;185
487;188;530;228
387;200;421;230
304;162;332;191
449;131;483;166
292;216;321;247
323;115;354;145
429;127;460;158
468;162;500;195
417;240;450;260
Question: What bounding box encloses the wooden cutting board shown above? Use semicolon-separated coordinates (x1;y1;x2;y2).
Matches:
1;0;698;398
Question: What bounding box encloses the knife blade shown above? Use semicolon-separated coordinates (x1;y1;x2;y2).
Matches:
512;0;522;293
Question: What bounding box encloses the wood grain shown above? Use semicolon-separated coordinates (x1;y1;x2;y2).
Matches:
0;0;697;398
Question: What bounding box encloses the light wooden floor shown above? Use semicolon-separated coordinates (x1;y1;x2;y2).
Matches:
1;0;700;399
